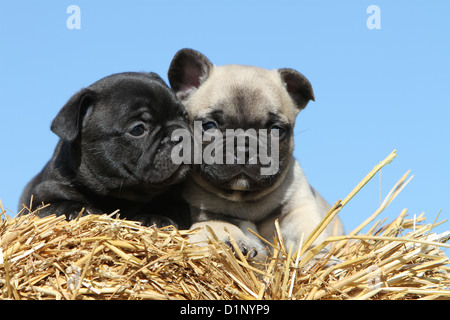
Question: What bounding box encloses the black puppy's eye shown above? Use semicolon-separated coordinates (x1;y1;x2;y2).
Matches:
128;124;146;137
269;125;285;137
202;121;218;132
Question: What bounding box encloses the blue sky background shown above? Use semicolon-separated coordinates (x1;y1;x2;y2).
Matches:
1;1;449;241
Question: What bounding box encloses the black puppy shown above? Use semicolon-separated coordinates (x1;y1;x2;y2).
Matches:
19;72;191;228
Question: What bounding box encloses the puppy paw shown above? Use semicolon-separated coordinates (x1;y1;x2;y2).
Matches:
189;221;266;259
225;237;265;258
134;214;177;228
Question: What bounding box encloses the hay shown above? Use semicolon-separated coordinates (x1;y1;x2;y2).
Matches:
1;150;449;300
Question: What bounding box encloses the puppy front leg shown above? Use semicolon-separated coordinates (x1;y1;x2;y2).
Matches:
279;204;342;267
278;203;326;249
133;214;179;228
21;180;102;220
189;218;265;258
30;201;101;220
133;193;191;229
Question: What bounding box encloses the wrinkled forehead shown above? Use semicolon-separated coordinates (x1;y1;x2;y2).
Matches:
89;79;183;127
100;79;165;105
190;65;298;123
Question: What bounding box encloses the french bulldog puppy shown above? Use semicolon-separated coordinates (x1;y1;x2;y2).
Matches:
19;72;191;228
168;49;344;256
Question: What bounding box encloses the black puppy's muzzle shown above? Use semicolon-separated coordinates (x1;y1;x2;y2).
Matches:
165;118;193;147
166;117;191;133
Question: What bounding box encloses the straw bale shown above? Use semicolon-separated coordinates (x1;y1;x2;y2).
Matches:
1;150;449;300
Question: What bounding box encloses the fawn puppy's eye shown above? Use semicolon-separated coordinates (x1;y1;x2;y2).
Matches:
202;121;218;131
269;124;285;137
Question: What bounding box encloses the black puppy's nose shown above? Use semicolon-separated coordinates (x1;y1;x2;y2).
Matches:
164;120;191;146
170;134;183;145
166;115;189;130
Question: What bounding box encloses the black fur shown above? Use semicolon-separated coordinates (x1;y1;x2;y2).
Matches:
19;72;191;229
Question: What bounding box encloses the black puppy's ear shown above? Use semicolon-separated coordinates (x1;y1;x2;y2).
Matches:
147;72;169;88
168;48;213;101
51;88;95;142
278;68;315;110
